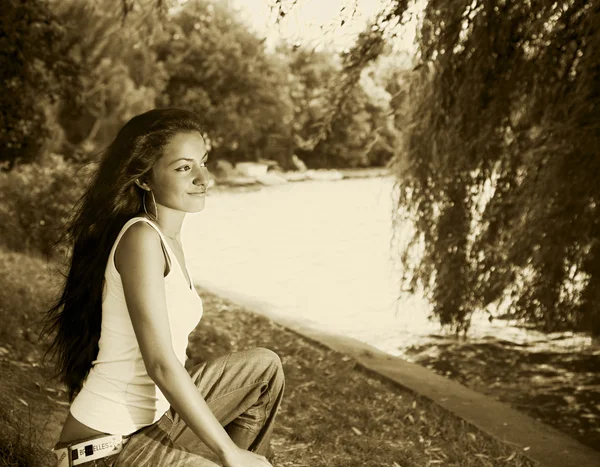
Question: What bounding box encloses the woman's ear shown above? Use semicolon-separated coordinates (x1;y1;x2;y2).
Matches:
135;179;151;191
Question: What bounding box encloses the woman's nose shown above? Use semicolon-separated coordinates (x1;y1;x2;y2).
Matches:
193;166;210;185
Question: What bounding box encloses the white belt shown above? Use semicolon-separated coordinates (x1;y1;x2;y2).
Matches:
52;434;129;467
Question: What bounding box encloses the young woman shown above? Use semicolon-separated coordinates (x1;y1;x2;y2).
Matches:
43;108;284;467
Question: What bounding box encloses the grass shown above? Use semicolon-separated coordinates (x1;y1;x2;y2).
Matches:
0;247;537;466
0;384;55;467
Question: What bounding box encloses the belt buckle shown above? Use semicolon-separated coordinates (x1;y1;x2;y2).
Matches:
53;434;125;466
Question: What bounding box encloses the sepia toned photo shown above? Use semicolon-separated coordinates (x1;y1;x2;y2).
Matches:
0;1;598;466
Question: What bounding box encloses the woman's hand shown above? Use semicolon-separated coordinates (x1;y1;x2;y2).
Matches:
221;446;272;467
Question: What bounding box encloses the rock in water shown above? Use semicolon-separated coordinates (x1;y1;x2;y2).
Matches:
235;162;269;178
282;171;309;182
306;169;344;181
291;155;308;172
257;173;288;185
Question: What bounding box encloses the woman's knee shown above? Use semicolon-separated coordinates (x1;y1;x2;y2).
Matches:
250;348;284;381
251;347;281;366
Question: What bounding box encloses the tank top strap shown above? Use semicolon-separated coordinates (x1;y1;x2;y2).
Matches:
131;218;194;290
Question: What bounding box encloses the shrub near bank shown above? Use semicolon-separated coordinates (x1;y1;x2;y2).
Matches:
0;155;92;256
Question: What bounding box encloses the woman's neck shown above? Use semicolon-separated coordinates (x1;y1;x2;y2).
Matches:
146;204;186;240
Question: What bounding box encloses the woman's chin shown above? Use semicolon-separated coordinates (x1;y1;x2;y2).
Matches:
186;200;206;213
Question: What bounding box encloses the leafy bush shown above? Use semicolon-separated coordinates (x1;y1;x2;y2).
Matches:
0;0;80;167
0;155;94;256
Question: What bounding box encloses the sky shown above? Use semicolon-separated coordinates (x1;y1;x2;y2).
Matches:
226;0;422;56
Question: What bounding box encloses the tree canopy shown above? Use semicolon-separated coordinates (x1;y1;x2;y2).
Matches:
0;0;79;167
1;0;399;170
155;0;296;165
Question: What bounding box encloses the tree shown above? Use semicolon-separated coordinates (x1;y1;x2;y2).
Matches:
54;0;169;158
285;47;340;165
288;39;398;168
0;0;79;168
155;0;296;166
389;0;600;335
303;82;396;168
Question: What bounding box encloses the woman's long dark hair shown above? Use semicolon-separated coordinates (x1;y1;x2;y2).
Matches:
42;108;204;402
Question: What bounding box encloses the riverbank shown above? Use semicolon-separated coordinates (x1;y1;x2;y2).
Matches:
0;249;536;466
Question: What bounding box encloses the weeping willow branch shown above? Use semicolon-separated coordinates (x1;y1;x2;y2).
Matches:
391;0;600;335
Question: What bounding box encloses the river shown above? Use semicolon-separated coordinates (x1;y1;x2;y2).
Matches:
182;175;592;356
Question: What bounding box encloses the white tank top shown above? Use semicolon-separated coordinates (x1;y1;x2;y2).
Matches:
70;216;203;435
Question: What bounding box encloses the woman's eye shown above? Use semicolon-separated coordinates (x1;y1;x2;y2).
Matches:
176;165;191;172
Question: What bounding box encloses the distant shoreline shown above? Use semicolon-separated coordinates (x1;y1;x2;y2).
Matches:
209;166;392;194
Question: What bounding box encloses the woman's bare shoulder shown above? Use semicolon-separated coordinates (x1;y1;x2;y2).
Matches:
115;220;164;274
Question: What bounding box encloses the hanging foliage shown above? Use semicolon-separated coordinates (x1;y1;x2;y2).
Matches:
389;0;599;335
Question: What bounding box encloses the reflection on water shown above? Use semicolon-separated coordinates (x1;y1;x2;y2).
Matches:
183;176;592;356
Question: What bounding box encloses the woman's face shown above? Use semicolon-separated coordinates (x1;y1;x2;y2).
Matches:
148;131;210;214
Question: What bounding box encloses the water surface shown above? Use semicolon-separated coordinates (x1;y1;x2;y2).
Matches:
183;176;592;355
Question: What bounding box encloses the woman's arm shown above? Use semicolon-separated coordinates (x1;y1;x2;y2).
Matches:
116;223;270;467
